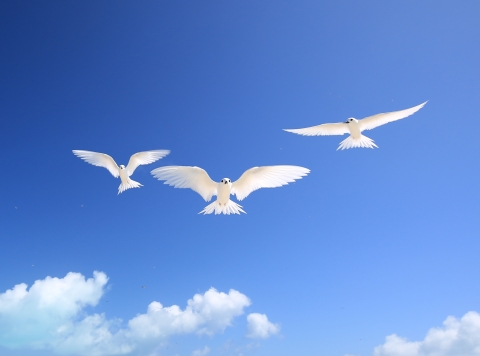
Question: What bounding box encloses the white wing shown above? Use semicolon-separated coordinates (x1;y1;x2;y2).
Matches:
126;150;170;176
151;166;218;201
231;166;310;201
72;150;119;178
284;123;349;136
359;101;427;131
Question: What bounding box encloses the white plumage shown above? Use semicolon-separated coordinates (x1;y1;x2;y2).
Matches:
151;165;310;215
284;101;427;150
73;150;170;194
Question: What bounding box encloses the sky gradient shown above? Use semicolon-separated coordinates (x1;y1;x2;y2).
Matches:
1;1;480;356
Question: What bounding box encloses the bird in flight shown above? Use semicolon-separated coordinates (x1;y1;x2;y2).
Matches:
73;150;170;194
151;165;310;214
284;101;427;150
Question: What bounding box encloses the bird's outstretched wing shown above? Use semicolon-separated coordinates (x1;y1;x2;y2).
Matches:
284;123;349;136
126;150;170;176
151;166;218;201
72;150;119;177
231;166;310;201
359;101;427;132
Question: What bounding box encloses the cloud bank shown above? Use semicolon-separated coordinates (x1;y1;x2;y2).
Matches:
245;313;280;339
374;311;480;356
0;271;256;356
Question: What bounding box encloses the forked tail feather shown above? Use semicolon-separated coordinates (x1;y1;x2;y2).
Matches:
199;199;246;215
337;135;378;150
118;178;143;194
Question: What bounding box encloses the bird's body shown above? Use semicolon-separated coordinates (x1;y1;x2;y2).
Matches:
284;101;427;150
151;165;310;215
118;165;129;183
203;177;244;215
216;179;232;206
346;119;361;139
73;150;170;194
117;164;143;193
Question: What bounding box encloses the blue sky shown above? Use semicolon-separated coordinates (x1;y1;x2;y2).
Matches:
1;1;480;356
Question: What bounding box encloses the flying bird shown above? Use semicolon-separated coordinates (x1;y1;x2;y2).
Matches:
73;150;170;194
151;165;310;215
284;101;427;150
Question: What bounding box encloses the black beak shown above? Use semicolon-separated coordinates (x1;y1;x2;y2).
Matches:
224;181;228;184
345;121;349;123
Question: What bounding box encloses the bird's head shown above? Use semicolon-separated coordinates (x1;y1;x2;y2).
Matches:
119;165;126;169
345;118;358;124
220;178;232;186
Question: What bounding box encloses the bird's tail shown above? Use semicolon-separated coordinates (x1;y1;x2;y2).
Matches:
337;134;378;150
199;199;246;215
118;178;143;194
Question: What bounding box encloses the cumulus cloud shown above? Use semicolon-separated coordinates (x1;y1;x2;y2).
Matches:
0;272;253;356
127;287;250;340
245;313;280;339
0;271;108;350
192;346;211;356
374;311;480;356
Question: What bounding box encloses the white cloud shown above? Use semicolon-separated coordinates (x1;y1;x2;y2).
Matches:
128;287;250;339
192;346;210;356
0;272;253;356
0;271;108;350
374;311;480;356
245;313;280;339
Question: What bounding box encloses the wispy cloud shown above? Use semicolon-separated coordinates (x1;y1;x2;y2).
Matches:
0;271;255;356
192;346;210;356
245;313;280;339
374;311;480;356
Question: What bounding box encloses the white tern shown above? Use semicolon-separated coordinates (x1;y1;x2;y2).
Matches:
151;165;310;215
284;101;427;150
73;150;170;194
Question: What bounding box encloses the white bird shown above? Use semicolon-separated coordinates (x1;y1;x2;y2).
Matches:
284;101;427;150
73;150;170;194
151;165;310;215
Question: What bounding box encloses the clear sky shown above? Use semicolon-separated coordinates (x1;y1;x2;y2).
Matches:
1;1;480;356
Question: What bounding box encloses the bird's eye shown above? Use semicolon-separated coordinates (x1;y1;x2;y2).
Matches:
221;179;224;183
